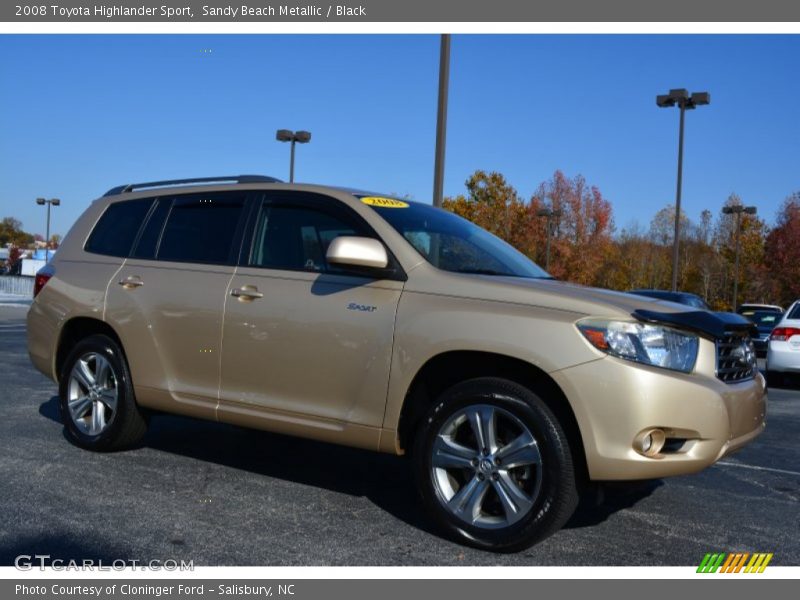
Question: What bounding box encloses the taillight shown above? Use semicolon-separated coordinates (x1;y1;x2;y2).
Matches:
33;272;51;297
770;327;800;341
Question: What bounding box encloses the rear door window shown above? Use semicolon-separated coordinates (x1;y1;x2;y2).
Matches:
156;193;247;265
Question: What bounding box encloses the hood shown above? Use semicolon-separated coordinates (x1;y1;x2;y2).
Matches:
405;264;690;318
405;264;755;338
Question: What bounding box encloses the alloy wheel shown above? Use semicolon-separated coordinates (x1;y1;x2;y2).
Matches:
430;403;543;529
66;352;118;436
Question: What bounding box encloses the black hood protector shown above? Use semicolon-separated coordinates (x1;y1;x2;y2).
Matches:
632;309;757;339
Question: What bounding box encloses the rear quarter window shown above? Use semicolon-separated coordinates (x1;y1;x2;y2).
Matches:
84;198;154;257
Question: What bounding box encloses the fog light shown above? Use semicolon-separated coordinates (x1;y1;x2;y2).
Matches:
635;428;666;457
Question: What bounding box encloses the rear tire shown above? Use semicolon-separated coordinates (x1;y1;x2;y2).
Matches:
59;334;147;451
412;377;579;552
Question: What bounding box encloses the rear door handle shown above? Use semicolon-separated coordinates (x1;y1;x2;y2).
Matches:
230;285;263;300
118;276;144;289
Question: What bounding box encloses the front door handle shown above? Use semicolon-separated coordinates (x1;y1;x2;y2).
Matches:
231;285;264;301
118;276;144;289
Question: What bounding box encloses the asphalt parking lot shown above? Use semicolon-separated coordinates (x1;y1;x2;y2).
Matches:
0;302;798;566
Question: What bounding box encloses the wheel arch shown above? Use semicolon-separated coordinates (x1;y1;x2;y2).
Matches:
55;317;125;379
396;350;588;483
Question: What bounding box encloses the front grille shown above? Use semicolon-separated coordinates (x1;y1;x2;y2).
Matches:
716;334;758;383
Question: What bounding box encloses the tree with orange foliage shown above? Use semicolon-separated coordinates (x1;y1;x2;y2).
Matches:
715;194;770;308
765;192;800;306
529;171;614;284
444;170;614;282
442;169;788;310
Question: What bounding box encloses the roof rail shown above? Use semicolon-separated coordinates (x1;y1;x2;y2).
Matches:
103;175;283;197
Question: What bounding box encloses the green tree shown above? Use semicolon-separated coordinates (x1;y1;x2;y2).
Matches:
0;217;34;247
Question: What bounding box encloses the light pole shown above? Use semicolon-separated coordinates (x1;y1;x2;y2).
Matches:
432;34;451;208
657;88;710;291
276;129;311;183
723;204;757;310
35;197;60;261
537;207;562;272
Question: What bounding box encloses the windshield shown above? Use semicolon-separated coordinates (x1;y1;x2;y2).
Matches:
360;197;550;279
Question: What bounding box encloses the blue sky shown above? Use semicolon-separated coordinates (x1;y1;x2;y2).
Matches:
0;34;798;238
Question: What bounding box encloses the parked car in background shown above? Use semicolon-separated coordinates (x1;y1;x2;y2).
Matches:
628;289;711;311
737;303;784;315
738;304;784;358
742;310;784;357
766;300;800;386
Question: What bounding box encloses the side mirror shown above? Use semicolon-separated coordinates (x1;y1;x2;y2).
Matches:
326;236;388;269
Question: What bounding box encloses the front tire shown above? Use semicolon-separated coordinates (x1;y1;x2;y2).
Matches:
412;377;579;552
59;334;147;451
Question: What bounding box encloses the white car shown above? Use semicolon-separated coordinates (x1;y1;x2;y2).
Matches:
766;300;800;386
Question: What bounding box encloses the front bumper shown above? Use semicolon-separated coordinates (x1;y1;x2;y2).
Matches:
550;349;767;481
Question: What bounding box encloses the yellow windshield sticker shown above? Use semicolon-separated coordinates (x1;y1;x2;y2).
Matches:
361;197;409;209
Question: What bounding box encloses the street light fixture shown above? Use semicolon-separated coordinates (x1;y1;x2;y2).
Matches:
276;129;311;183
722;203;757;310
537;206;562;272
35;197;60;262
657;88;710;291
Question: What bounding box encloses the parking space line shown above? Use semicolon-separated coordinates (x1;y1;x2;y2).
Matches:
716;461;800;477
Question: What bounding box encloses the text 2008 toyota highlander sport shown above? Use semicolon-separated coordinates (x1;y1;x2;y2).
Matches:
27;175;766;552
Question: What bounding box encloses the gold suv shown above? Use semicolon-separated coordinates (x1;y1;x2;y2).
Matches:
27;176;766;551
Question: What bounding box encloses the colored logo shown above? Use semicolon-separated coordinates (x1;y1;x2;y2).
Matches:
361;197;409;209
697;552;773;573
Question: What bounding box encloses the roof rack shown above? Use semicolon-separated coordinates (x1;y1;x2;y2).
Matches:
103;175;283;197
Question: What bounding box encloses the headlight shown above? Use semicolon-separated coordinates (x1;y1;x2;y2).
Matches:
577;318;699;373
